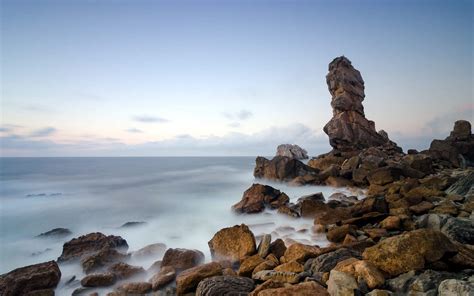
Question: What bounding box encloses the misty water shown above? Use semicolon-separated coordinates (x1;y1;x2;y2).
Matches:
0;157;362;294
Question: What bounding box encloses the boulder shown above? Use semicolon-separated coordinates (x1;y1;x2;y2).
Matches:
256;281;329;296
252;270;302;284
208;224;256;263
257;234;272;258
438;278;474;296
0;261;61;296
326;270;358;296
108;262;145;280
304;248;360;274
252;260;278;276
253;156;319;182
408;269;464;295
117;282;152;294
296;193;327;218
58;232;128;262
276;144;309;159
232;184;289;214
327;225;357;243
80;273;116;287
149;266;175;290
175;262;223;295
161;248;204;272
445;170;474;196
362;229;457;276
440;217;474;244
132;243;167;260
334;258;385;289
282;243;320;263
81;248;128;274
367;166;403;186
274;261;304;273
195;275;255;296
238;254;266;277
268;238;286;259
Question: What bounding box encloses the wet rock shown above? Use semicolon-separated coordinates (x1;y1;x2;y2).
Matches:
37;228;72;238
257;234;271;258
276;144;308;159
132;243;167;260
351;196;388;216
0;261;61;296
305;248;360;274
362;229;457;276
252;260;278;276
208;224;256;263
150;266;176;290
367;166;403;186
440;217;474;244
438;278;474;296
379;216;401;230
117;282;152;294
297;193;327;218
254;156;319;182
252;270;302;284
196;275;255;296
238;254;266;277
274;261;304;273
327;224;357;243
268;239;286;259
175;262;223;295
81;273;116;287
257;281;329;296
282;243;320;263
334;258;384;289
81;248;128;274
327;270;358;296
108;262;145;280
233;183;289;214
161;248;204;272
58;232;128;262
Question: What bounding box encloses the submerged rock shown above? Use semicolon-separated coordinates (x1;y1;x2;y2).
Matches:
161;248;204;272
276;144;309;159
37;228;72;238
0;261;61;296
120;221;146;228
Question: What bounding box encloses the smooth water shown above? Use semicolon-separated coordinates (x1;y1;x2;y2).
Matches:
0;157;359;293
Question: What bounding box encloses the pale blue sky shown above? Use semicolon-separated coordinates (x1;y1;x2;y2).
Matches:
1;0;473;156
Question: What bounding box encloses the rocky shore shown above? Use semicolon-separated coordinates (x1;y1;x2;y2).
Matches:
1;57;473;296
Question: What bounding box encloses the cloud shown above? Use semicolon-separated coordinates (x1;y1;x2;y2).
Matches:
126;128;143;133
23;105;52;112
223;109;253;121
0;124;23;133
228;122;241;128
29;127;57;137
133;115;169;123
0;123;331;157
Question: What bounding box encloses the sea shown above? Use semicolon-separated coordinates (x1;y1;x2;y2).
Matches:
0;157;360;294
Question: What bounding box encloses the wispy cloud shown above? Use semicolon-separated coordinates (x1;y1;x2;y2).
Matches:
126;128;143;133
133;115;169;123
30;127;57;137
23;105;52;112
228;122;241;128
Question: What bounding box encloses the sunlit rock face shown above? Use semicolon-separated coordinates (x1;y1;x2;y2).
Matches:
323;56;389;151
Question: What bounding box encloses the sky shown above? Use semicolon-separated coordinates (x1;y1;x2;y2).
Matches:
1;0;473;156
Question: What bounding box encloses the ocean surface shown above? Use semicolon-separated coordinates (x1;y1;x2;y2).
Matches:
0;157;361;293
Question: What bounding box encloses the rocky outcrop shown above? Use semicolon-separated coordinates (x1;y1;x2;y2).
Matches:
276;144;308;159
208;224;256;263
0;261;61;296
323;56;392;151
253;156;319;183
58;232;128;262
232;184;289;214
428;120;474;168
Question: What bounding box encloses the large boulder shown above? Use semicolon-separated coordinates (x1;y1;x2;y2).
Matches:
80;272;116;287
195;276;255;296
253;156;319;182
161;248;204;272
327;270;359;296
276;144;308;159
81;248;128;274
323;56;392;151
58;232;128;262
0;261;61;296
175;262;223;295
232;184;289;214
208;224;256;263
362;229;457;276
334;258;385;289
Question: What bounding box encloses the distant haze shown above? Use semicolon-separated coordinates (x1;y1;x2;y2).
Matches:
1;0;473;156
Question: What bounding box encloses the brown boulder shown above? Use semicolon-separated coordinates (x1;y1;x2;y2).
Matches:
0;261;61;296
268;238;286;259
253;156;319;182
334;258;385;289
327;224;357;243
238;254;266;277
117;282;152;294
282;243;320;263
175;262;223;295
132;243;167;260
274;261;304;273
81;248;128;274
256;281;329;296
149;266;175;290
58;232;128;262
362;229;457;276
208;224;256;263
81;273;116;287
196;275;255;296
367;166;403;185
232;184;289;214
108;262;145;280
161;248;204;272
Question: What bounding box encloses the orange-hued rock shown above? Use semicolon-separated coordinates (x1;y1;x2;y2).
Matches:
282;243;321;264
334;258;385;288
208;224;256;263
256;281;329;296
175;262;222;295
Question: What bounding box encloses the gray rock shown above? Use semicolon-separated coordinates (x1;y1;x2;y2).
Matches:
276;144;309;160
327;270;358;296
386;270;416;293
438;279;474;296
441;217;474;244
409;270;463;294
195;276;255;296
445;171;474;196
305;248;360;274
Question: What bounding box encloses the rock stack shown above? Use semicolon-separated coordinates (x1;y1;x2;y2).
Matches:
323;56;390;151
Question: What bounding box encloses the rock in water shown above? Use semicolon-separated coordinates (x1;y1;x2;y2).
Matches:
208;224;256;263
0;261;61;296
276;144;309;159
323;56;390;151
232;184;289;214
